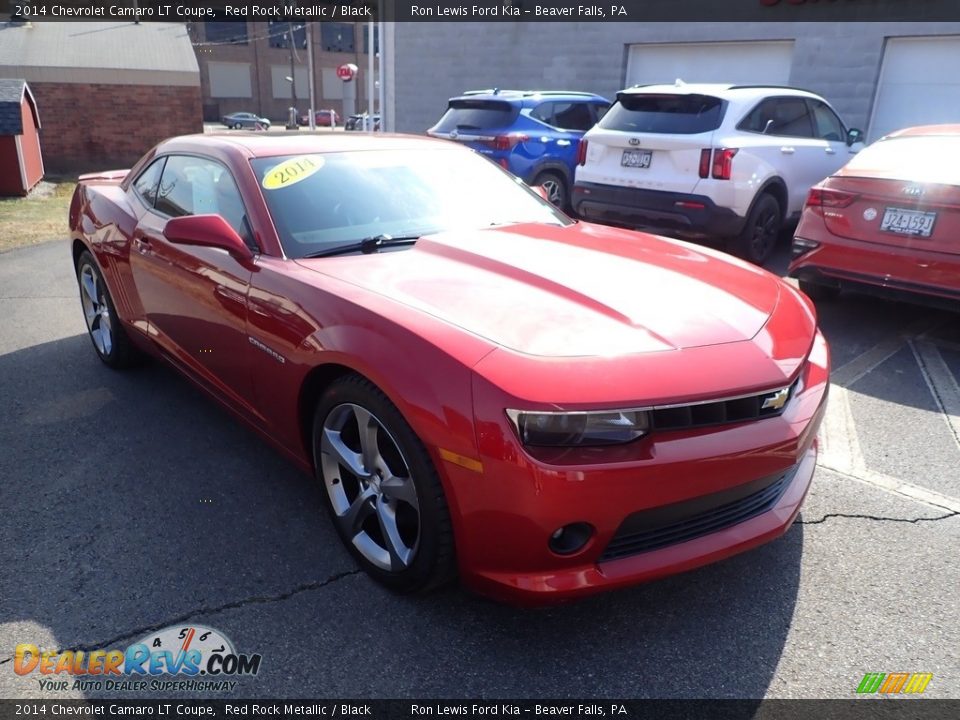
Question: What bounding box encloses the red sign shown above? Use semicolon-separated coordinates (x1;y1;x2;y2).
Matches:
337;63;358;82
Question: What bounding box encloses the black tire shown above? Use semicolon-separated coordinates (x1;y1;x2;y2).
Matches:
799;279;841;302
75;250;145;369
312;374;456;593
533;170;568;209
233;123;242;130
731;193;782;265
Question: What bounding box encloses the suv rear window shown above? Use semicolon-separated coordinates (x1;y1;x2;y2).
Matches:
432;100;518;132
599;93;725;134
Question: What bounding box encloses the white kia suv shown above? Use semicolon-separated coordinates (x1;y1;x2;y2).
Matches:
573;83;864;263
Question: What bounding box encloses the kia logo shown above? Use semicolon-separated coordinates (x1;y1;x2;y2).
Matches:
629;138;641;146
902;185;924;196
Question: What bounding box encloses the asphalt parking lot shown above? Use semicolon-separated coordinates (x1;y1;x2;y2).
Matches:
1;238;958;700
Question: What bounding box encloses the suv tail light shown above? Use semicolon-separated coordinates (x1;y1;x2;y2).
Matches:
577;139;589;166
698;149;711;179
806;186;857;208
489;133;529;151
711;148;738;180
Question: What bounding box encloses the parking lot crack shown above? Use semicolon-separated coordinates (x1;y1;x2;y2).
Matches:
796;511;958;526
0;568;362;664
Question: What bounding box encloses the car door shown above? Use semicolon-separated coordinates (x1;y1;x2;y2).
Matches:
128;154;263;419
808;99;855;177
741;97;827;216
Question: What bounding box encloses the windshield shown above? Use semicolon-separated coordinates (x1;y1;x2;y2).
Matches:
251;147;570;258
842;135;960;186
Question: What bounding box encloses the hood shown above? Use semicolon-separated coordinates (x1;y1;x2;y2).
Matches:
295;222;781;358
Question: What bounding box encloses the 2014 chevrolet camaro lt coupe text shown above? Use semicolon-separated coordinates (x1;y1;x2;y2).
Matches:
69;134;829;604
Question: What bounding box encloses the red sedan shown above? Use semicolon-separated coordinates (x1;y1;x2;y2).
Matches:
69;133;828;604
790;125;960;306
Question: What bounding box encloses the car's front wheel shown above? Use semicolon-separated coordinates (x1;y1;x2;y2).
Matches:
312;375;456;593
76;250;144;369
731;193;782;265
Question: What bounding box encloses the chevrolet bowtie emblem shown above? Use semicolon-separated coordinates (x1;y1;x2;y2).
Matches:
761;387;790;411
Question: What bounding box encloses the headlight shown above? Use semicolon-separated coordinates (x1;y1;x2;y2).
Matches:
505;408;650;447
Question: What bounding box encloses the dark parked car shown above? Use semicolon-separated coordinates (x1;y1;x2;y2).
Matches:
344;113;381;131
299;110;341;127
221;112;271;130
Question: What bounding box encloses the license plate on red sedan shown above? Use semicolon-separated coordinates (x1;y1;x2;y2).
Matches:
621;149;652;168
880;207;937;238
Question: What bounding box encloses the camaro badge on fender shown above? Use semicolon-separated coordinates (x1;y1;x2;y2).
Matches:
248;336;286;364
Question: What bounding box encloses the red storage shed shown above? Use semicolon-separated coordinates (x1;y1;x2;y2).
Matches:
0;78;43;196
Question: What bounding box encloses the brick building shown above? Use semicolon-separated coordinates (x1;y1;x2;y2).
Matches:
192;21;378;123
0;20;201;173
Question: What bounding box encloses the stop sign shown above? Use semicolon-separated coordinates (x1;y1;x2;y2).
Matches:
337;63;358;82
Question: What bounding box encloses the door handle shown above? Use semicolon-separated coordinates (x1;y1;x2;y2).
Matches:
825;147;837;155
780;146;795;154
133;236;152;252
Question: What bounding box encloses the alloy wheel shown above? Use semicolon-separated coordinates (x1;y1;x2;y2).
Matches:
320;403;421;572
79;263;113;357
541;178;562;205
750;207;779;261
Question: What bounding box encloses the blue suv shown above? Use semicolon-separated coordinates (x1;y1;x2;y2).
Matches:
427;90;610;208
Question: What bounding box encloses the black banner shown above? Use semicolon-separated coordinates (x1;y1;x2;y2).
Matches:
1;700;958;720
1;0;959;23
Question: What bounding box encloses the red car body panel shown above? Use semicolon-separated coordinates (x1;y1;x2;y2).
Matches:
71;133;829;603
790;125;960;304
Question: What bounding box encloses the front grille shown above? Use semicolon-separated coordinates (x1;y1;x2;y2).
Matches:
599;467;796;562
650;378;799;432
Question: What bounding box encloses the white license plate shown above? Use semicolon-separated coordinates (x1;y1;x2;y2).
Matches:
880;207;937;238
621;149;652;168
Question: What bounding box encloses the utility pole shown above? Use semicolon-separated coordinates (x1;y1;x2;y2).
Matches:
288;22;298;128
366;19;374;131
377;17;384;132
306;22;316;130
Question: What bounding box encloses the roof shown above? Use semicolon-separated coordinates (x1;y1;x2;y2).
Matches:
452;90;609;105
0;21;198;87
621;83;822;102
160;132;455;159
0;78;39;135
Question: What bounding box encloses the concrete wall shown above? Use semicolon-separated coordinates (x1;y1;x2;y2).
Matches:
392;22;960;136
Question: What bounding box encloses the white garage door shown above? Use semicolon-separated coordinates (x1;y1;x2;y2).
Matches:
626;41;794;88
870;36;960;142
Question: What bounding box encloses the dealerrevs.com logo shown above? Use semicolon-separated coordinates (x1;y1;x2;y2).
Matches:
14;625;261;693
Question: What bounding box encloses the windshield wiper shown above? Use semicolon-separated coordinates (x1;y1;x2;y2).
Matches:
302;234;421;259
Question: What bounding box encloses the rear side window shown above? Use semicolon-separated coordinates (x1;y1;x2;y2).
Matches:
132;158;166;208
599;93;725;134
531;101;596;131
432;100;518;132
739;97;814;138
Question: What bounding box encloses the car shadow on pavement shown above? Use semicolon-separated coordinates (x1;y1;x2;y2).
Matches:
0;332;803;700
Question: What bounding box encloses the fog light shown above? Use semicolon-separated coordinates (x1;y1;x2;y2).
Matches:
548;522;595;555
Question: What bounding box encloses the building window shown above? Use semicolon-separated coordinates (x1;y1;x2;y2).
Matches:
268;21;307;50
321;23;355;53
363;26;379;55
204;21;248;45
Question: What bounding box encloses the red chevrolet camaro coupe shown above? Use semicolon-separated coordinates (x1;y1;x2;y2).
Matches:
791;125;960;306
70;133;829;604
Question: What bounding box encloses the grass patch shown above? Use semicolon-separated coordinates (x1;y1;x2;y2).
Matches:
0;178;77;254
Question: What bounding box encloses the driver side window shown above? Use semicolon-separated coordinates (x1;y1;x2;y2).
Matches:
155;155;257;250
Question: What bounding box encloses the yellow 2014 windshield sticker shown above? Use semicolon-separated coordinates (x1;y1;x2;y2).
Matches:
262;155;324;190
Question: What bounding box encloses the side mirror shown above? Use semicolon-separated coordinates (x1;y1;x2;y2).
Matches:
532;185;551;202
846;128;864;147
163;214;254;261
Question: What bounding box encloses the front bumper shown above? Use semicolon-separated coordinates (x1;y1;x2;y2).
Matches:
445;332;829;605
572;182;746;239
